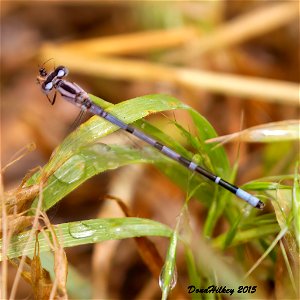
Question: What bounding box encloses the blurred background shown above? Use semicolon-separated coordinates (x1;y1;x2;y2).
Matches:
1;1;299;299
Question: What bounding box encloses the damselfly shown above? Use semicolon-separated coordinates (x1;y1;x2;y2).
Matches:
37;65;264;209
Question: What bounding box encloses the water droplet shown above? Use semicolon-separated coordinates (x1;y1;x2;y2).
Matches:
69;222;96;239
114;227;122;233
242;205;251;217
54;155;86;184
159;264;177;291
90;143;111;153
107;161;117;167
92;236;99;242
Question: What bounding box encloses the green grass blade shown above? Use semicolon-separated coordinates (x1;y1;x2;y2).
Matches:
160;224;178;300
29;94;187;178
31;144;160;211
28;94;188;210
27;94;236;212
189;108;230;177
292;163;300;248
1;217;172;261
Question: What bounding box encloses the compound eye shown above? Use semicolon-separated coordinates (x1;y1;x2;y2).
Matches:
44;81;53;91
56;66;68;78
57;69;65;78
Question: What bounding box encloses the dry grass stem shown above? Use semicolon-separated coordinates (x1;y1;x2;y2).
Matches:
60;27;199;55
187;1;299;55
9;178;44;299
41;48;300;105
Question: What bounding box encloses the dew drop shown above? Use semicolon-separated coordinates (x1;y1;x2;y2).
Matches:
241;205;252;217
158;264;177;291
107;161;117;167
69;222;96;239
114;227;122;233
91;143;111;153
92;236;99;242
54;155;86;184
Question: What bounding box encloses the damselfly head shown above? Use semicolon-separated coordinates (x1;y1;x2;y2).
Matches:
39;67;48;78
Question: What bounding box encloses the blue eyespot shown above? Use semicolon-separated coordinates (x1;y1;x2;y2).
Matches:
57;69;65;78
45;82;53;91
